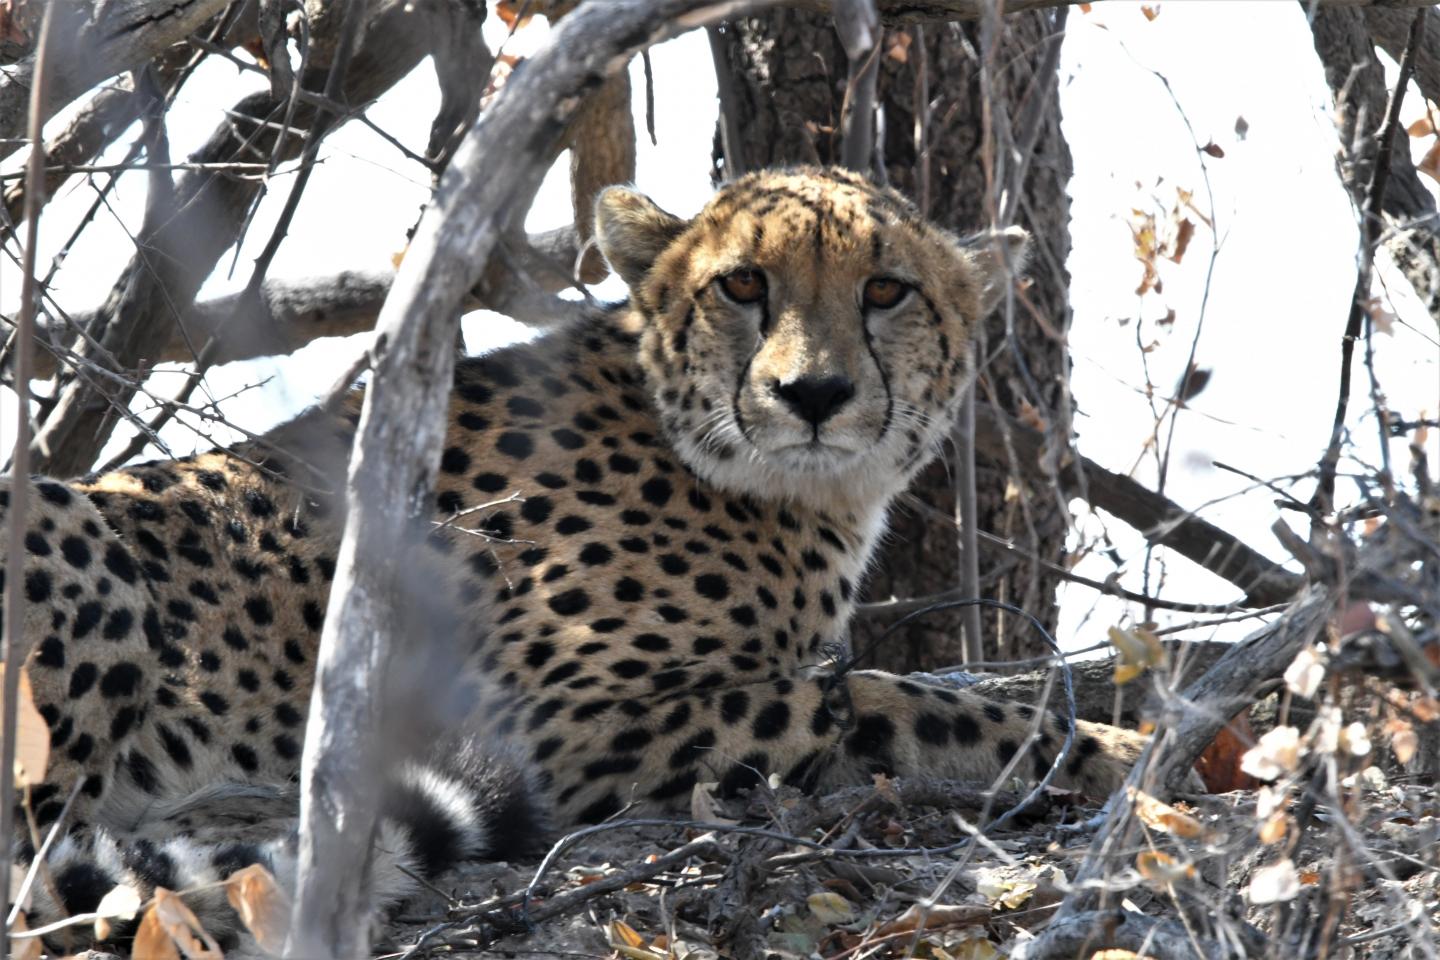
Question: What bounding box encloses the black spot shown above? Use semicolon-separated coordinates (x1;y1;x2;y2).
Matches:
237;669;261;692
223;626;249;651
982;703;1005;724
36;482;73;507
953;712;981;744
496;432;534;459
437;490;464;514
729;605;757;628
245;491;276;517
274;735;300;759
100;663;142;698
552;515;596;538
71;601;103;640
232;743;259;772
691;572;731;601
472;472;508;493
632;633;670;652
517;496;554;525
670;729;717;768
915;713;950;746
157;724;193;768
24;531;51;556
550;428;585;450
25;570;51;603
610;659;649;679
66;662;101;700
751;700;790;740
721;691;749;725
1066;735;1101;778
846;714;897;758
641;477;673;506
658;554;690;576
200;691;230;715
244;595;275;625
440;447;472;474
577;793;622;823
34;637;64;669
548;589;590;616
611;728;653;752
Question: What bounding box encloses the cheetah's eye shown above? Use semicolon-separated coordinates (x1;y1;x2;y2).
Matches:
718;268;767;304
862;277;910;310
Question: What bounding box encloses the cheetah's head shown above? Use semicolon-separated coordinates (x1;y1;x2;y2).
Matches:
596;167;1027;509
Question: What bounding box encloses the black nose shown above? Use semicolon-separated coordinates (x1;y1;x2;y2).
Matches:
772;375;856;427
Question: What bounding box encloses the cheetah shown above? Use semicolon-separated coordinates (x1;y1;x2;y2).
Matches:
4;167;1154;951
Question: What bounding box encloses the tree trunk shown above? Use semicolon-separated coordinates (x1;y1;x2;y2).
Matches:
716;10;1073;669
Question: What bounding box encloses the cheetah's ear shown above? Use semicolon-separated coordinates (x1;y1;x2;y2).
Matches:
595;187;689;289
959;225;1031;316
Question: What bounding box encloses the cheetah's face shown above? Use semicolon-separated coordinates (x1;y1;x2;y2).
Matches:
596;168;1027;506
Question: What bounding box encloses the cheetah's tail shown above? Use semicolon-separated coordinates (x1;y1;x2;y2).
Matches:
24;742;549;957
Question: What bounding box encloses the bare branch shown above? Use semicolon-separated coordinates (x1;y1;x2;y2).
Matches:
834;0;880;172
27;0;449;478
0;0;232;163
972;403;1305;606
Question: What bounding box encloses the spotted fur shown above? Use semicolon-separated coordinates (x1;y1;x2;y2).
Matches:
3;168;1151;952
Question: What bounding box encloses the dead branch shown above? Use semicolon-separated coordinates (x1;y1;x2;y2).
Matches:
1156;586;1335;794
0;5;53;954
28;0;449;478
972;403;1305;606
803;0;1440;25
1314;9;1424;511
835;0;880;172
285;2;787;956
0;0;231;163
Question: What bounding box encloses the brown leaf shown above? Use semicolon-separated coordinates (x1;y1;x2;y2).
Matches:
885;32;912;63
1194;710;1260;793
1417;139;1440;185
1;666;49;787
1201;141;1225;158
225;864;289;956
1166;217;1195;264
9;912;44;960
1140;5;1160;20
1407;116;1436;137
1174;363;1211;405
134;889;224;960
874;903;989;938
1127;787;1206;839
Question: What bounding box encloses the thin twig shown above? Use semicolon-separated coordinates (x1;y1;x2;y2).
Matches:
1314;9;1425;513
1;6;54;953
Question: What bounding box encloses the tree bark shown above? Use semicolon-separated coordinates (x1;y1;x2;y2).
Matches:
717;9;1073;669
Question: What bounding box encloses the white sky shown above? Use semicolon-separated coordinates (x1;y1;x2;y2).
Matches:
2;1;1437;650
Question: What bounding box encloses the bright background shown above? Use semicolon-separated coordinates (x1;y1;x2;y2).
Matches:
3;2;1436;650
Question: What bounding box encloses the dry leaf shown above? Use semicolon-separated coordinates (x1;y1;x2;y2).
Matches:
1108;625;1166;685
689;781;735;825
885;32;912;63
134;888;224;960
1200;141;1225;158
1127;787;1205;838
95;883;143;941
0;666;49;786
1249;859;1300;904
1408;115;1437;137
1166;218;1195;264
1284;645;1326;698
1240;726;1302;781
1419;139;1440;184
1079;2;1092;10
1140;5;1160;20
1258;811;1289;845
976;874;1037;910
1386;718;1418;764
225;864;289;956
10;912;43;960
808;891;856;925
1135;850;1196;885
607;919;663;959
874;903;988;938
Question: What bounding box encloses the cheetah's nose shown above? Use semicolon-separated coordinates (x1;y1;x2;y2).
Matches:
772;375;856;428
